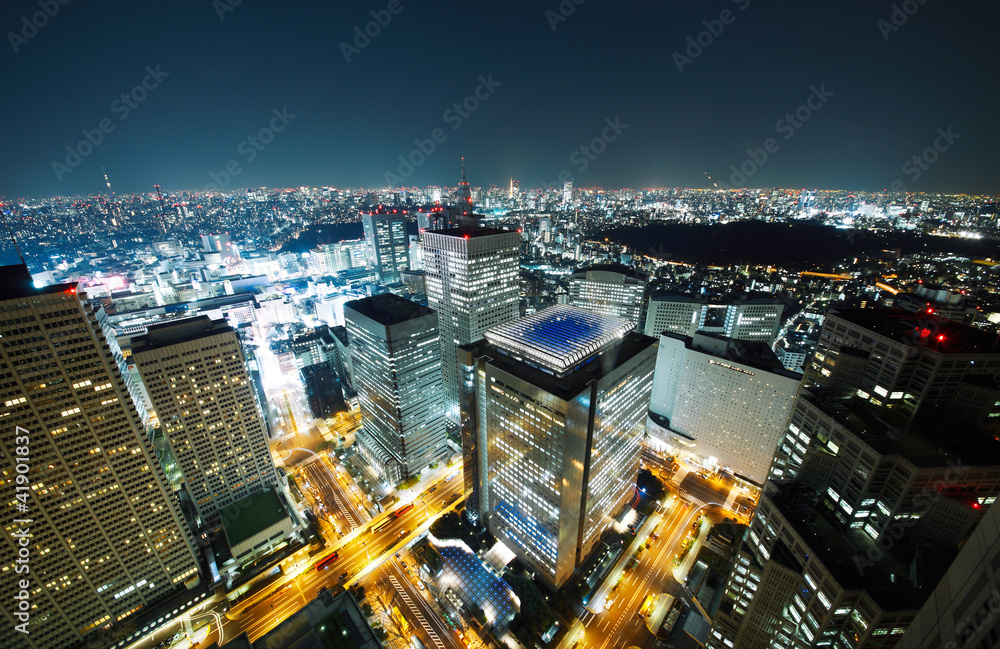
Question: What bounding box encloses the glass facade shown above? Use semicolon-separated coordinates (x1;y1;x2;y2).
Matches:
345;294;446;483
423;229;520;422
463;306;656;589
361;211;409;284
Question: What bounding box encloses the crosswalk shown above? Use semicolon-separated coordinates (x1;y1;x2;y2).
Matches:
307;462;360;529
387;574;445;649
327;478;359;529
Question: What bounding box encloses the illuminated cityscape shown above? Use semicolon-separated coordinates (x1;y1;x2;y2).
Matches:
2;3;1000;649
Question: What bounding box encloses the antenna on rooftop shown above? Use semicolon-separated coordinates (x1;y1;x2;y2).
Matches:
1;207;28;266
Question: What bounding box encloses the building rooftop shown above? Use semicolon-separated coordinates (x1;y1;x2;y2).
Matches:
359;205;409;216
132;315;233;351
465;330;656;401
830;307;1000;354
485;305;634;375
330;325;350;346
802;390;1000;468
424;225;517;238
0;263;76;300
648;289;784;305
667;331;802;379
344;292;434;326
570;263;649;283
770;483;955;612
220;488;289;549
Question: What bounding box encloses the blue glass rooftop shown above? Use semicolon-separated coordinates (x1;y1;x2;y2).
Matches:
436;544;517;632
484;305;633;374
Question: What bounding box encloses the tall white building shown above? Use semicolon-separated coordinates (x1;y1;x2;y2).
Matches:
422;226;520;422
0;265;201;649
648;332;800;485
643;291;784;346
345;293;447;483
460;306;657;589
568;263;648;325
132;316;277;528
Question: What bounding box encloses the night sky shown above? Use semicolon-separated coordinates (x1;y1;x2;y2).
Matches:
1;0;998;196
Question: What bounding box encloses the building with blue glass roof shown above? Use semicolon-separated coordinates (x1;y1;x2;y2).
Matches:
459;306;657;589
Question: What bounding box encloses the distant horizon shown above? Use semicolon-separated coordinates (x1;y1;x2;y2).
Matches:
4;182;1000;202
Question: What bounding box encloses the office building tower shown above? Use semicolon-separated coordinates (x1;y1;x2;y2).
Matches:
459;306;657;589
801;307;1000;435
568;263;648;325
293;326;345;419
360;208;409;284
132;317;277;528
344;294;447;483
291;325;338;370
329;325;355;397
643;291;784;346
0;265;201;649
300;363;344;420
563;180;573;206
423;226;520;422
400;270;426;296
897;497;1000;649
776;344;809;374
648;332;800;485
797;189;815;212
709;307;1000;649
407;234;423;271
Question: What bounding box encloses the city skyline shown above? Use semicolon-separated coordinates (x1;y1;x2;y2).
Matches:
1;1;999;195
4;2;1000;648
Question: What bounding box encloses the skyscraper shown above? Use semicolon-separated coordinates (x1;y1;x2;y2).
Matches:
0;265;201;649
709;307;1000;649
648;332;801;485
459;306;656;589
345;293;447;483
800;307;1000;432
200;232;237;262
132;317;278;529
568;263;648;325
312;241;354;276
360;208;409;284
422;226;520;422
